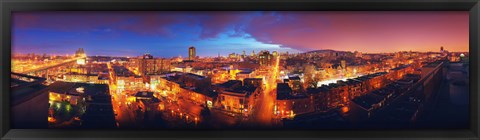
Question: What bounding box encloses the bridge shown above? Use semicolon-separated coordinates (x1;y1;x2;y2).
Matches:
14;56;86;80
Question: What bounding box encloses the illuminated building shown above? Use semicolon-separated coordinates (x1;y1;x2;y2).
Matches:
63;64;110;84
111;65;144;91
76;58;86;65
215;80;259;116
275;83;313;119
287;76;302;92
189;46;196;61
63;73;109;84
243;78;263;88
47;81;115;128
229;53;236;59
236;71;254;81
134;91;161;110
133;54;172;76
259;51;273;66
158;72;217;107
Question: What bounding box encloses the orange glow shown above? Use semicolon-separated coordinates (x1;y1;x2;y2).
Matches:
341;106;350;113
48;117;56;123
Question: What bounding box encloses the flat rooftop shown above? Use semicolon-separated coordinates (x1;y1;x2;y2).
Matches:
48;81;109;96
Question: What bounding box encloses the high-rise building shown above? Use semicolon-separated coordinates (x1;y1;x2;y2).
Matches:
440;46;444;53
188;46;196;60
137;54;171;76
259;51;273;66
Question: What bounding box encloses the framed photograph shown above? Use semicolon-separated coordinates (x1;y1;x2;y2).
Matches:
1;0;479;140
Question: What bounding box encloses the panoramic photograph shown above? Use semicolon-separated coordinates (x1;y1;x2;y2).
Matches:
10;11;469;129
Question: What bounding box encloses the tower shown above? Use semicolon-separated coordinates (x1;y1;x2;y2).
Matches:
188;46;196;61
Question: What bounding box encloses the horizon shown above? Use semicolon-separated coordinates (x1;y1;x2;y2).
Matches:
12;48;469;58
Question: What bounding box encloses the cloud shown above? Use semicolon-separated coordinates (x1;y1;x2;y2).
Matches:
240;11;468;52
13;12;246;38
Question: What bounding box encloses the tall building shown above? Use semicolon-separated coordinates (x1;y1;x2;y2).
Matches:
137;54;171;76
188;46;196;61
440;46;444;53
259;51;273;66
272;51;278;57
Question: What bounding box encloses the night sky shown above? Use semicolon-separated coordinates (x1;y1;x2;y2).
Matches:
12;11;469;58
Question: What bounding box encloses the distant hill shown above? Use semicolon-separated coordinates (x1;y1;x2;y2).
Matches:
304;49;350;54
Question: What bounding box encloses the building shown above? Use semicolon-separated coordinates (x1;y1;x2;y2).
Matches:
236;71;254;81
350;91;387;118
11;73;49;129
131;54;172;76
157;72;217;108
275;83;314;119
47;81;115;128
259;51;273;66
62;64;110;84
189;46;196;61
216;80;260;116
111;65;144;92
134;91;162;116
243;78;263;88
287;76;302;92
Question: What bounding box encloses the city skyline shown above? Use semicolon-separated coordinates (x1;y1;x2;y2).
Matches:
12;11;468;57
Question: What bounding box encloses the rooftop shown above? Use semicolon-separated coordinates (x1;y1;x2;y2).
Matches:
277;83;307;100
135;91;154;98
48;81;109;96
288;76;301;81
352;93;384;110
218;80;243;89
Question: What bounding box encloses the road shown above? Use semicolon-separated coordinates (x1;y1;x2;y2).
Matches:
245;55;280;128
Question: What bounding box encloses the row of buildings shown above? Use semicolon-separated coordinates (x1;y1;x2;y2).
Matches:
156;72;264;117
274;64;418;119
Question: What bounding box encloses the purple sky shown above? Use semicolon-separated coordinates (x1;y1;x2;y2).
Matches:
12;11;469;57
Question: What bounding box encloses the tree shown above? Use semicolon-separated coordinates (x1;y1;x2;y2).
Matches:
303;64;321;89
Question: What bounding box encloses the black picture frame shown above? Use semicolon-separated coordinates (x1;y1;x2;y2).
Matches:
1;0;479;139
